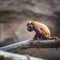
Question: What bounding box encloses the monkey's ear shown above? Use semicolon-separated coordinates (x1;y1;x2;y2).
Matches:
31;21;35;25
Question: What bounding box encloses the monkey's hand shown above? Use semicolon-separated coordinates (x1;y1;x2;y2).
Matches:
29;40;33;44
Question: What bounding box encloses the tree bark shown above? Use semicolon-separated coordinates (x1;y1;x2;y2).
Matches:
0;39;60;51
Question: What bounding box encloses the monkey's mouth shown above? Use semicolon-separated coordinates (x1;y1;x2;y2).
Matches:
27;27;33;32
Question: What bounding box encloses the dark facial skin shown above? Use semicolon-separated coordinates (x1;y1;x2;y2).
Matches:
27;24;34;32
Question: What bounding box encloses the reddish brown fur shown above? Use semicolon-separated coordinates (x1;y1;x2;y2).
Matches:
27;21;59;42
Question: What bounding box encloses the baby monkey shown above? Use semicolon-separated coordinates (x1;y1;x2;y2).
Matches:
27;21;59;47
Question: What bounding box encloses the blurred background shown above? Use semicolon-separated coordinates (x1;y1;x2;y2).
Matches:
0;0;60;60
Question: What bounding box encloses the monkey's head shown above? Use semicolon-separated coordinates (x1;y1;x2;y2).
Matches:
27;21;34;32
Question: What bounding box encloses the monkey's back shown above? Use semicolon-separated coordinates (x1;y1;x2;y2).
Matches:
33;21;51;37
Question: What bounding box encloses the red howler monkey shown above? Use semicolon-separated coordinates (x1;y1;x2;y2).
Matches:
27;21;59;43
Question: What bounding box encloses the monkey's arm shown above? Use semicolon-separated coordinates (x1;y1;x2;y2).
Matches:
29;34;38;43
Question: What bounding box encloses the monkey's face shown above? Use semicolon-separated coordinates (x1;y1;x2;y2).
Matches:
27;23;34;32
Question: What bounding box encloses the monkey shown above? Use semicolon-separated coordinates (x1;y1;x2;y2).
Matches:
27;21;59;48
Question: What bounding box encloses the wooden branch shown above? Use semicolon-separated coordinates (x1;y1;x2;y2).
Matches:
0;39;60;51
0;50;45;60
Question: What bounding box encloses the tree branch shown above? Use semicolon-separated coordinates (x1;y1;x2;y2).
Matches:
0;39;60;51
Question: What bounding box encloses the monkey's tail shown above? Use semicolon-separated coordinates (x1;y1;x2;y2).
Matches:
49;36;59;49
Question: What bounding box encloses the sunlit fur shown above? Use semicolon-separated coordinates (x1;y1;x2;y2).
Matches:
27;21;59;40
